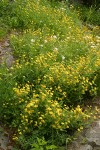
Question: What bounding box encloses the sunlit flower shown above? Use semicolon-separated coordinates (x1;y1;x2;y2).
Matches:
40;44;43;47
44;40;47;43
53;35;57;39
31;39;35;42
62;55;65;60
53;47;58;53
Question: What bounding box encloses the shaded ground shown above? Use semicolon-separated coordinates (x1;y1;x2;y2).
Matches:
0;125;13;150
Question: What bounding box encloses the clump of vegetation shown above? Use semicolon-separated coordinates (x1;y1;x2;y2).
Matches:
69;0;100;25
0;0;100;149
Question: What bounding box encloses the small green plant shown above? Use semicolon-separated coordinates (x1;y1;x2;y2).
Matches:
31;137;57;150
0;22;8;39
0;27;6;39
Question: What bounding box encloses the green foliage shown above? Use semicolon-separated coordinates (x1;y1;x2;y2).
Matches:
0;0;81;30
71;1;100;26
14;135;57;150
0;0;100;149
82;0;100;7
78;6;100;25
31;137;57;150
0;27;7;39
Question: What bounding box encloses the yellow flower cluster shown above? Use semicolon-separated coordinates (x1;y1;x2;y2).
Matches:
13;84;30;96
4;0;99;143
14;84;94;135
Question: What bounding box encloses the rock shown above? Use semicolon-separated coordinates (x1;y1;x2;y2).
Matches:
93;147;100;150
7;145;13;150
0;41;14;67
0;126;14;150
79;144;93;150
86;120;100;146
0;126;9;150
5;55;14;68
68;143;93;150
4;41;9;47
67;120;100;150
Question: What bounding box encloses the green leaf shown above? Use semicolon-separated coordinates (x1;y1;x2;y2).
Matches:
46;145;57;150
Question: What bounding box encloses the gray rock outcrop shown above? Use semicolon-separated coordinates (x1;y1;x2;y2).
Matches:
68;120;100;150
